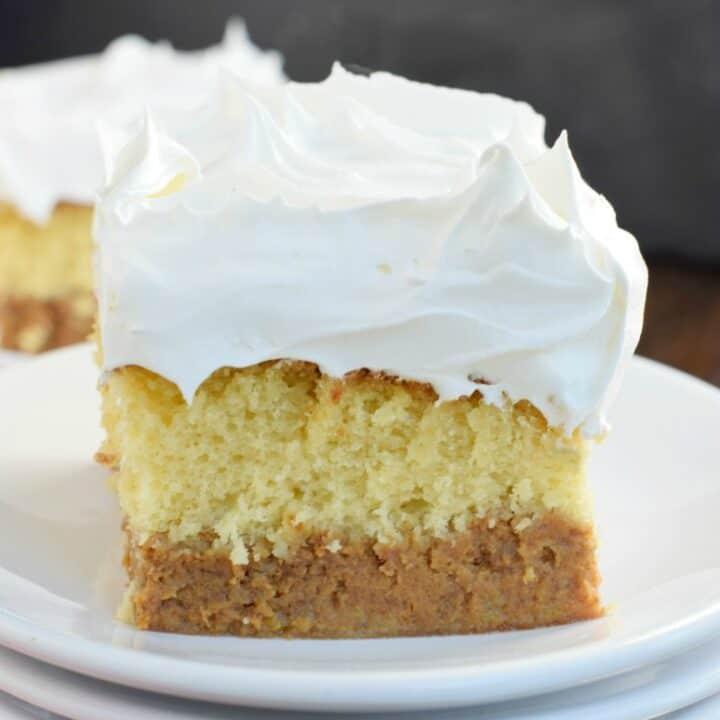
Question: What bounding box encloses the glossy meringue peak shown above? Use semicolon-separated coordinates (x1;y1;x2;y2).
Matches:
96;64;648;436
0;20;285;223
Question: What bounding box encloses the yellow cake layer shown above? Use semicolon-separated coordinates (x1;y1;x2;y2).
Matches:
100;361;591;565
0;203;93;298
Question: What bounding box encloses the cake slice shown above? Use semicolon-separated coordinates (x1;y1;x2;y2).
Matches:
0;203;94;352
0;21;284;353
95;65;647;637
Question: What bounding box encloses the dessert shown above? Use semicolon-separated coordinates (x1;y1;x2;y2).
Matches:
95;65;647;637
0;21;284;353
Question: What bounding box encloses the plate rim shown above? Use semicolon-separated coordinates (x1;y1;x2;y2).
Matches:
1;347;720;711
2;602;720;712
3;637;720;720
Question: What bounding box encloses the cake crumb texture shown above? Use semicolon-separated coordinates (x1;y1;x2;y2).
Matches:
101;361;591;561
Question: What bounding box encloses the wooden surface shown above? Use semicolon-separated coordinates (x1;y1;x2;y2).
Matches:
639;265;720;386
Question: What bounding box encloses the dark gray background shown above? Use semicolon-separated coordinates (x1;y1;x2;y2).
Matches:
1;0;717;263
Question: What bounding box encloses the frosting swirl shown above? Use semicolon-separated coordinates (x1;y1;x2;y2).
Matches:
0;21;284;223
96;64;647;436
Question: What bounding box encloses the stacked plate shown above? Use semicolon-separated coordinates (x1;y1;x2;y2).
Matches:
0;350;25;370
1;346;720;719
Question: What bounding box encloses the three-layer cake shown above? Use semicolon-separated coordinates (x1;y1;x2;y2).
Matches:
95;65;647;637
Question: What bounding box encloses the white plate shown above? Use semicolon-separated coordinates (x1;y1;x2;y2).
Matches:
669;694;720;719
0;346;719;712
0;350;27;370
2;637;720;720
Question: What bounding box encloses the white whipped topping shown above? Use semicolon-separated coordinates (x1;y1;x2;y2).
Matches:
96;64;647;436
0;21;284;224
